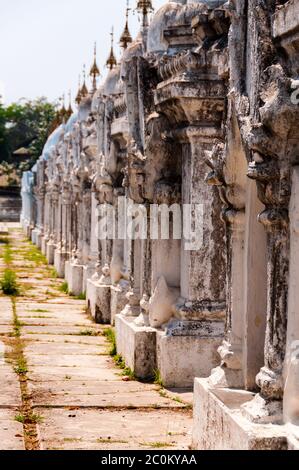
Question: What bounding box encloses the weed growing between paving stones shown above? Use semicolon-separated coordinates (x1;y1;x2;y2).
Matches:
102;328;135;379
3;243;13;264
15;412;44;425
103;327;117;356
79;329;101;337
96;438;128;444
74;292;86;300
48;267;58;279
59;281;69;294
0;269;20;296
20;243;48;266
140;441;175;449
113;354;136;380
153;369;164;387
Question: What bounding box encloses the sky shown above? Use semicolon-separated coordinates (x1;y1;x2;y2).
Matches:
0;0;165;105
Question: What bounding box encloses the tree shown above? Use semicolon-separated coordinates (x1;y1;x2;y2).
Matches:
0;99;10;163
0;97;57;174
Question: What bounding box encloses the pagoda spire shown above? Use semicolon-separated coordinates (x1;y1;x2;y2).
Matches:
67;90;73;117
136;0;153;28
80;64;88;98
106;27;117;70
90;42;100;92
59;93;68;123
75;75;82;106
120;1;133;50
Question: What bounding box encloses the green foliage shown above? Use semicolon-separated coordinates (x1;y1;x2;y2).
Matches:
74;292;86;300
79;329;100;337
15;413;43;424
14;357;28;375
0;97;57;180
153;369;164;387
0;269;20;296
103;327;117;356
59;281;69;294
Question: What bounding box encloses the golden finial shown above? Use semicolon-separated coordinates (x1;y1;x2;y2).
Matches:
90;42;100;92
75;75;82;106
80;65;89;97
106;27;117;70
59;94;67;122
136;0;153;28
120;1;133;50
67;90;73;117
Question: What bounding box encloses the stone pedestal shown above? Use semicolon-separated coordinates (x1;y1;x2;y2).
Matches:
41;236;49;255
115;315;157;380
82;264;95;295
192;378;290;450
66;261;84;296
46;241;55;265
157;328;223;388
54;248;68;278
86;279;111;324
110;285;129;326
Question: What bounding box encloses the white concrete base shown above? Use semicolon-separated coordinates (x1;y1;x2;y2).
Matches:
36;232;42;249
54;249;67;278
31;228;42;248
86;279;111;324
46;241;55;265
66;262;84;296
41;236;48;255
110;285;128;326
115;314;157;380
192;378;292;450
82;265;95;294
156;330;222;388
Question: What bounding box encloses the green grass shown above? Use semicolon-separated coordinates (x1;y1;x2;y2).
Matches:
0;269;20;296
15;413;43;424
3;244;13;264
113;354;135;380
153;369;164;387
102;328;135;379
79;329;100;337
96;438;128;444
48;267;58;279
74;292;86;300
59;281;69;294
14;357;28;375
140;441;174;449
103;327;117;356
30;309;49;313
21;244;48;266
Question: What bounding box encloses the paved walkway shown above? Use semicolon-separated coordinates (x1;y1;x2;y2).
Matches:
0;228;193;450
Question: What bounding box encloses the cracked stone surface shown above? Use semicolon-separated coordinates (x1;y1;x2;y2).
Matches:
0;228;193;450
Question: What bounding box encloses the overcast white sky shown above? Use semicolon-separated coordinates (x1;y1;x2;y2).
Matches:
0;0;165;105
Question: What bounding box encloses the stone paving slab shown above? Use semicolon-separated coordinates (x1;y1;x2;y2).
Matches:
18;302;87;312
18;318;96;327
36;408;192;451
24;342;108;356
0;367;22;407
31;392;184;409
22;325;102;336
29;382;184;409
26;354;113;368
28;380;160;396
28;366;120;382
0;410;25;450
0;325;13;334
22;333;108;345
